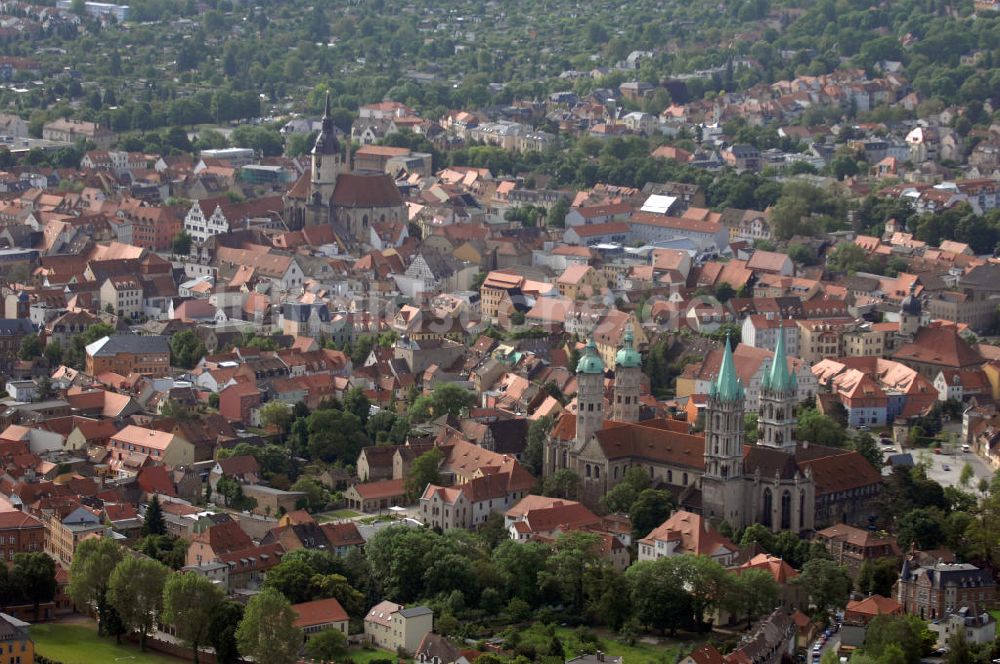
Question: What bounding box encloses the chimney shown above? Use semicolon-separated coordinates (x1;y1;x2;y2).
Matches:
597;653;605;663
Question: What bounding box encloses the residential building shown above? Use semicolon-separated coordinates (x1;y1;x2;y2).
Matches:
895;555;996;619
218;382;261;424
293;597;349;639
364;601;433;654
419;468;533;531
42;118;114;149
344;479;406;513
0;512;44;562
0;613;33;664
46;506;105;567
99;276;143;320
85;334;170;377
108;425;194;474
814;524;900;576
637;510;738;565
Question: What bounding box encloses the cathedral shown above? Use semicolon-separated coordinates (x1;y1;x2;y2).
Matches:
545;326;882;533
284;93;406;246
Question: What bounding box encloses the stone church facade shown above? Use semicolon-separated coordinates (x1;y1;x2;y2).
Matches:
284;93;406;247
546;327;882;533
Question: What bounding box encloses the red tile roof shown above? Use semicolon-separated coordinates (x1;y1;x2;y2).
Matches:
293;597;349;628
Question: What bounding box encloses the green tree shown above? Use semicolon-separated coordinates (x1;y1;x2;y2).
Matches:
493;540;549;607
524;416;553;476
405;447;443;501
863;614;935;664
343;387;372;426
540;531;602;615
163;572;225;664
12;552;57;617
625;558;692;635
169;330;207;370
670;554;732;629
850;432;883;471
18;334;42;360
856;558;901;597
235;587;303;664
305;627;347;661
959;463;974;487
44;340;63;366
896;507;946;551
259;401;294;435
543;468;581;500
142;494;166;537
107;556;170;651
68;538;124;636
629;489;675;539
208;601;244;664
306;408;369;464
172;231;193;255
797;408;847;447
601;466;651;514
136;534;187;569
265;557;316;603
727;568;779;627
797;558;851;615
408;383;476;422
291;476;327;510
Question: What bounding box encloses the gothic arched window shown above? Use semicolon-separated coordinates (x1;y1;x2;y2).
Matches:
781;490;792;530
762;488;773;528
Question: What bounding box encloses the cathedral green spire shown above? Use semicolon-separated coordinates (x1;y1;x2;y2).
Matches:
765;324;797;392
576;338;605;375
615;325;642;369
712;336;744;402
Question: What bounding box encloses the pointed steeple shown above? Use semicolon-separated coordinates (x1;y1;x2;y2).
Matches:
766;324;796;392
312;91;339;156
713;335;744;402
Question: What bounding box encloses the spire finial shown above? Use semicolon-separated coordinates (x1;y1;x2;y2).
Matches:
324;90;332;118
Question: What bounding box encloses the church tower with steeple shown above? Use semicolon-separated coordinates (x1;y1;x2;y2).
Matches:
310;92;345;206
612;326;642;423
575;339;606;450
758;325;798;451
701;337;748;528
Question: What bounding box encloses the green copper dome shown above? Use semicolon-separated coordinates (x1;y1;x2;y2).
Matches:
763;324;797;392
711;336;744;402
577;339;606;375
615;326;642;369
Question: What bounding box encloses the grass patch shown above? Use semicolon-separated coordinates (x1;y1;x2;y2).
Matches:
554;626;687;663
317;508;363;521
346;645;412;663
32;622;184;664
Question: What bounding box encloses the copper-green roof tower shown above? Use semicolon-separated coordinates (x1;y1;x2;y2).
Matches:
762;324;797;393
576;339;605;375
709;336;744;402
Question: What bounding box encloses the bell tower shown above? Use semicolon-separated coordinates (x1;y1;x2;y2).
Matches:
575;339;606;450
758;325;797;451
701;336;747;528
310;91;343;207
612;325;642;423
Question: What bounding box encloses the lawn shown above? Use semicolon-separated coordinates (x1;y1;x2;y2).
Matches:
318;508;363;521
32;623;185;664
346;645;411;663
553;626;689;663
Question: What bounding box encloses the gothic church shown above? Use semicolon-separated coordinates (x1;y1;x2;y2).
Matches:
545;327;882;533
284;93;406;246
